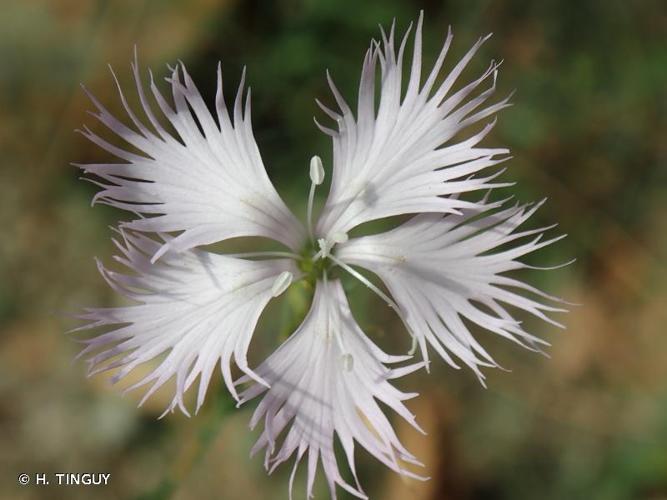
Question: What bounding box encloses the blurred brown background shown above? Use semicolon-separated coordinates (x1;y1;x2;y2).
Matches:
1;0;666;499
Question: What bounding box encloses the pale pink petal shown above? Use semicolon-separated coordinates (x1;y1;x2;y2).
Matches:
73;231;298;415
316;12;511;240
237;279;426;499
337;199;569;383
78;57;305;261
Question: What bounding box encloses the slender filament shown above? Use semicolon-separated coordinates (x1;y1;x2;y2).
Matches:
307;181;317;242
327;254;417;349
324;270;353;371
224;251;302;260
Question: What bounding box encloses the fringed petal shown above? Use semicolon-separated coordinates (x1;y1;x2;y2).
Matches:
316;12;511;239
337;199;570;383
78;55;305;261
73;231;298;415
238;279;426;499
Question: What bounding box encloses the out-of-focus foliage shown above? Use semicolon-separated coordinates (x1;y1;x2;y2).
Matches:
1;0;665;499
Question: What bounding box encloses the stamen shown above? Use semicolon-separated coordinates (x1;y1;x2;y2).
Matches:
341;353;354;371
328;254;399;312
331;232;348;244
225;251;302;260
307;155;324;242
328;254;419;351
324;271;354;371
271;271;293;297
310;155;325;185
409;335;418;356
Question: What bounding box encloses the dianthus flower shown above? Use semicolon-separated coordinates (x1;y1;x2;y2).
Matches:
74;13;567;499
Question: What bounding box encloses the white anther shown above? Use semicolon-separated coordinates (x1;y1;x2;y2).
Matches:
331;232;348;244
408;335;418;356
309;156;325;185
341;353;354;372
271;271;293;297
307;156;325;242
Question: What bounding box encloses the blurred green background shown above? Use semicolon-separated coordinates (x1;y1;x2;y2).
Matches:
1;0;666;499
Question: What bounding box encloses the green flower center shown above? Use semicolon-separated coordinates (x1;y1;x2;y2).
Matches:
298;239;334;285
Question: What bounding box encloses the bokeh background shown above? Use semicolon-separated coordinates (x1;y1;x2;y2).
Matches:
2;0;666;499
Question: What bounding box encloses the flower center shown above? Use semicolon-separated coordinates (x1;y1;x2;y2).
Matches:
297;156;418;356
298;239;331;283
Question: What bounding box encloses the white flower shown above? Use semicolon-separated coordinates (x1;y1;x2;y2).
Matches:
74;11;568;498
